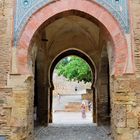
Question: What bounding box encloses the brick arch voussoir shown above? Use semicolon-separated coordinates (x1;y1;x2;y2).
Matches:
17;0;128;76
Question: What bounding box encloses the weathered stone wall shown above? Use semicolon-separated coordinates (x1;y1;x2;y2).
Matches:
0;0;15;139
131;0;140;134
109;1;140;136
53;72;91;96
0;0;13;86
131;0;140;76
7;74;34;140
111;75;140;140
108;1;140;137
0;0;35;135
0;74;34;140
0;88;12;139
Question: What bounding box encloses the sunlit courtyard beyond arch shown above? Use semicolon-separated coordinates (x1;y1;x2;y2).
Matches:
52;56;93;124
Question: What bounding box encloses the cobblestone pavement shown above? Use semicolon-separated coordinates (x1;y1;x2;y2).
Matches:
35;124;112;140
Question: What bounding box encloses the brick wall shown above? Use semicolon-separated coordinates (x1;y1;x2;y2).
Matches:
131;0;140;75
130;0;140;139
0;0;13;87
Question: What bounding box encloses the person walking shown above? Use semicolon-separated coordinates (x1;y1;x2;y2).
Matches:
81;101;86;119
57;93;61;103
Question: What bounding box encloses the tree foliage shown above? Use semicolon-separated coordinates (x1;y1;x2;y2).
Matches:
55;56;92;83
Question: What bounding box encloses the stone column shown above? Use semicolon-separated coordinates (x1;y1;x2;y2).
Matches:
97;54;110;125
35;36;49;126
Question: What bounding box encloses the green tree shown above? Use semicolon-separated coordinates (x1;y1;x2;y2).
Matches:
56;56;92;83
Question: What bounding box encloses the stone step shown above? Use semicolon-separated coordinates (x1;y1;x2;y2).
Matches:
68;102;81;105
64;108;81;112
65;105;81;108
64;102;88;112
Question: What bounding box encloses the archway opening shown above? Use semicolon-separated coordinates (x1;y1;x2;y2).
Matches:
52;55;93;124
17;1;129;137
31;15;112;128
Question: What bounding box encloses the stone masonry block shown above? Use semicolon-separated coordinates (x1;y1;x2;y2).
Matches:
113;104;126;128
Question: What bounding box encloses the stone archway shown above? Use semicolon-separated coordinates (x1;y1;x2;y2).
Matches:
48;49;96;123
17;0;128;76
14;0;134;139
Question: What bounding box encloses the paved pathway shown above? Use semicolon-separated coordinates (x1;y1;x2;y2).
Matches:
35;124;112;140
35;95;112;140
53;112;92;124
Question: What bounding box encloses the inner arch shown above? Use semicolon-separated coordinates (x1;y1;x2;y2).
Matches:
49;49;96;90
